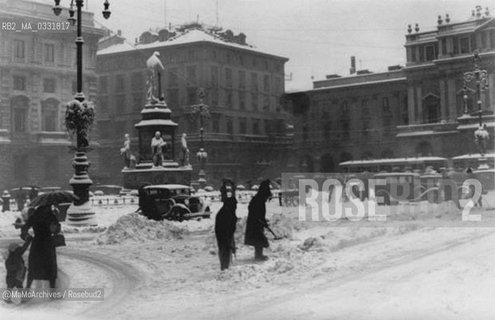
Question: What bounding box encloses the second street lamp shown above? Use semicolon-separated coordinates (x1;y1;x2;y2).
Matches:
463;51;490;169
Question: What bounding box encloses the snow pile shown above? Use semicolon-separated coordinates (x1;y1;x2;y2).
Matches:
96;213;189;245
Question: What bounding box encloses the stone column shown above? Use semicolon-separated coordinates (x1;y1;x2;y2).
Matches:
439;79;447;121
447;79;457;120
416;86;423;123
407;86;415;124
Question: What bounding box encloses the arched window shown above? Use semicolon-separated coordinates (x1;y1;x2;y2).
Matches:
11;95;29;133
41;98;60;132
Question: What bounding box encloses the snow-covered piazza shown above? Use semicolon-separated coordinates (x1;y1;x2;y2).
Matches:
2;191;495;319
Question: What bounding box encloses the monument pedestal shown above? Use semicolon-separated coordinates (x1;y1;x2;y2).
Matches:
123;165;192;189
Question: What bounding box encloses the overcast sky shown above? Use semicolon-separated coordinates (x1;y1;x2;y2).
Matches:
40;0;489;91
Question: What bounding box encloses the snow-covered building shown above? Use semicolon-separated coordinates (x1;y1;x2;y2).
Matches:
285;7;495;172
0;0;104;191
95;23;292;187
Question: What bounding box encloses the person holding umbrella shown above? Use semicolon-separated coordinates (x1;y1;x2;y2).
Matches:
244;179;272;261
20;190;76;289
215;179;238;270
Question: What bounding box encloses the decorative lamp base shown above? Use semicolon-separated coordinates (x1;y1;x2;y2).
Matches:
66;201;97;226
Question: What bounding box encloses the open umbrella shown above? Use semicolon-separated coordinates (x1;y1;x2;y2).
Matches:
204;186;214;192
29;190;79;208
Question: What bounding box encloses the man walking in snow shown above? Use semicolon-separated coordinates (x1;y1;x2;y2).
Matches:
245;179;272;261
215;179;238;270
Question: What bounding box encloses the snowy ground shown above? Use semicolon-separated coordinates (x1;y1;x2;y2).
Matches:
1;192;495;319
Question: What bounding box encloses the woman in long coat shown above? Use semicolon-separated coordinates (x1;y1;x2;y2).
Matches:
215;180;238;270
245;180;272;261
21;205;60;288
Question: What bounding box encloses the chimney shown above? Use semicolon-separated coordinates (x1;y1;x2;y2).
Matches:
117;29;122;36
350;56;356;75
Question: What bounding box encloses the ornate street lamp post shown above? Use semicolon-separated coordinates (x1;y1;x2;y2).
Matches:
462;51;490;169
190;88;210;187
53;0;110;225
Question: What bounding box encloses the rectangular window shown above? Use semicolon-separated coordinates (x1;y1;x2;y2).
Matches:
425;45;435;61
263;75;270;92
411;47;417;62
251;73;258;92
13;75;26;91
44;43;55;63
226;117;233;135
210;66;219;87
225;68;232;87
419;46;425;62
226;89;233;107
252;119;259;135
238;70;246;89
14;39;25;60
382;97;390;113
441;38;447;55
43;79;56;93
265;119;271;135
453;37;459;54
239;91;246;110
251;93;258;111
212;115;220;133
239;118;247;134
460;37;470;53
263;95;269;111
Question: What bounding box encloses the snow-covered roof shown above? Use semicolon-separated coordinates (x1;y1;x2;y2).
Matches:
98;28;287;60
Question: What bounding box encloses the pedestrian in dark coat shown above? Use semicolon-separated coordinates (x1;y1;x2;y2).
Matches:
20;205;60;289
215;180;237;270
245;179;272;261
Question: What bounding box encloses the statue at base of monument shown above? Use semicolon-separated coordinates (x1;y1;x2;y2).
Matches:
120;133;132;169
151;131;167;167
180;133;190;167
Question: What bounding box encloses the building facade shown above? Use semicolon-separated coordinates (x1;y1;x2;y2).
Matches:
0;0;104;191
95;23;292;187
286;7;495;172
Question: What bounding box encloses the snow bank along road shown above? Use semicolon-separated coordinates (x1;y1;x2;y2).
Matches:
0;237;142;317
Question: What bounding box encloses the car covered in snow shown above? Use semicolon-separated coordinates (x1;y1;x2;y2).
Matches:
139;184;211;221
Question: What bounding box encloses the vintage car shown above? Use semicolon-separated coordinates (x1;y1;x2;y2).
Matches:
139;184;211;221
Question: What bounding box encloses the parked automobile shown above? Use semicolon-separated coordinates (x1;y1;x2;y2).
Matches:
139;184;211;221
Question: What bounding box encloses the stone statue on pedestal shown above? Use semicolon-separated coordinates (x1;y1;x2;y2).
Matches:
151;131;167;167
146;51;165;103
180;133;190;167
120;133;132;169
